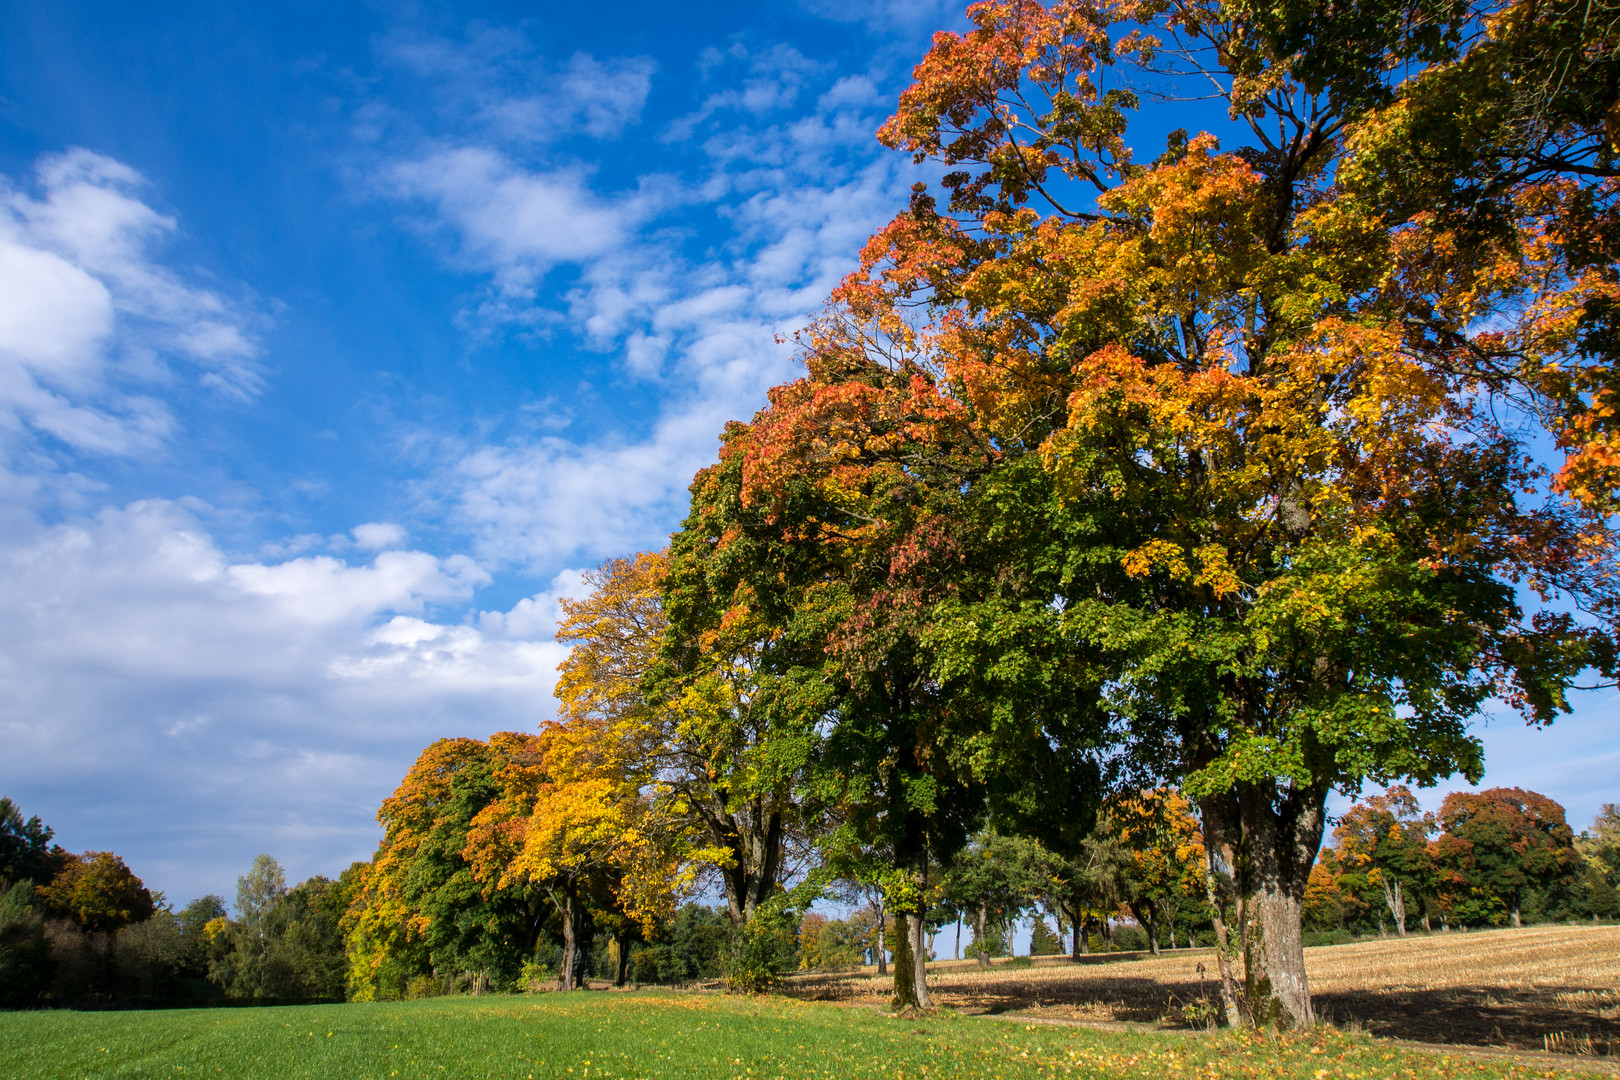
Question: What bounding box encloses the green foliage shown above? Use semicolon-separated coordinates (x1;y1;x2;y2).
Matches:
0;882;50;1008
37;851;154;933
0;799;63;889
206;856;358;1002
630;903;730;984
1029;919;1062;956
720;901;799;993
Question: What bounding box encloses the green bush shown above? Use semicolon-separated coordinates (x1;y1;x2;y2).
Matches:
721;906;797;993
1110;924;1149;952
405;975;442;999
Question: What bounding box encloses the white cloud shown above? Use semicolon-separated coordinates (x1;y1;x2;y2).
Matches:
380;28;656;144
352;521;407;549
0;498;577;900
0;149;259;456
371;42;923;572
388;148;658;300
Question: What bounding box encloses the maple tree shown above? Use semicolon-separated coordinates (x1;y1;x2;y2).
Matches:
1330;787;1438;935
1433;786;1581;927
566;550;807;930
345;734;550;999
723;0;1620;1028
36;851;155;933
1107;790;1209;954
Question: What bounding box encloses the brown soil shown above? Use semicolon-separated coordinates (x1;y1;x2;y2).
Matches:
777;924;1620;1058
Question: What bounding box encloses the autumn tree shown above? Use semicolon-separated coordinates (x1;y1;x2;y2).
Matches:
37;851;155;933
1332;787;1438;935
1107;790;1209;953
564;550;817;930
503;713;692;991
1434;787;1581;926
674;308;1116;1010
346;734;550;999
764;0;1620;1029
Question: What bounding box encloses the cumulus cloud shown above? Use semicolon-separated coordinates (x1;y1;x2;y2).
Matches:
0;149;259;456
357;30;932;569
0;498;578;900
387;148;660;301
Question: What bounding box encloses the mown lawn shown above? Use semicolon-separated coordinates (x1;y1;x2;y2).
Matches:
0;991;1602;1080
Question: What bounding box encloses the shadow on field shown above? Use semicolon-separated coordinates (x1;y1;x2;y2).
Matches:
1314;985;1620;1053
784;964;1620;1055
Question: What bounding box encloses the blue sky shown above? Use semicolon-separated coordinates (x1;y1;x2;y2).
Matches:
1;0;1614;909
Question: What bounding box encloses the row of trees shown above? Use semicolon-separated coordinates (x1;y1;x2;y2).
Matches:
10;0;1620;1028
340;0;1620;1030
0;797;357;1007
617;0;1620;1030
1307;791;1620;934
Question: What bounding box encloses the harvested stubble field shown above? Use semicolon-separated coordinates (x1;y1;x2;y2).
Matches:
780;924;1620;1055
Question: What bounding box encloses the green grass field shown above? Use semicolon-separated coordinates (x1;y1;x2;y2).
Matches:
0;992;1601;1080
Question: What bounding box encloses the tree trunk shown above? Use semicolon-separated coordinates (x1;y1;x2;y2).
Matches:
908;912;931;1008
614;931;631;987
702;795;785;928
1079;914;1090;955
974;903;991;968
891;913;917;1009
1381;876;1407;936
1207;783;1326;1030
875;905;887;976
1511;905;1521;928
1198;813;1242;1028
1169;920;1177;950
955;918;961;960
554;886;580;992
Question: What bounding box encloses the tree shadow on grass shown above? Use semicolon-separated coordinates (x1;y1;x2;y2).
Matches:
782;968;1620;1054
1314;985;1620;1053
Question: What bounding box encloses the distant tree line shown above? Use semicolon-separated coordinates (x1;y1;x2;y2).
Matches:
4;776;1617;1009
0;797;357;1008
1305;788;1620;937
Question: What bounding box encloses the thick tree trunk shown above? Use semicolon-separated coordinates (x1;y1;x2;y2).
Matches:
891;913;917;1009
702;794;785;927
1206;782;1326;1030
975;903;991;968
1511;905;1522;928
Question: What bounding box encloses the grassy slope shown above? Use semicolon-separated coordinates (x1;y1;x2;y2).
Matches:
0;992;1602;1080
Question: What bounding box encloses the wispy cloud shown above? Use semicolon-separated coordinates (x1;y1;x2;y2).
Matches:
0;150;259;457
